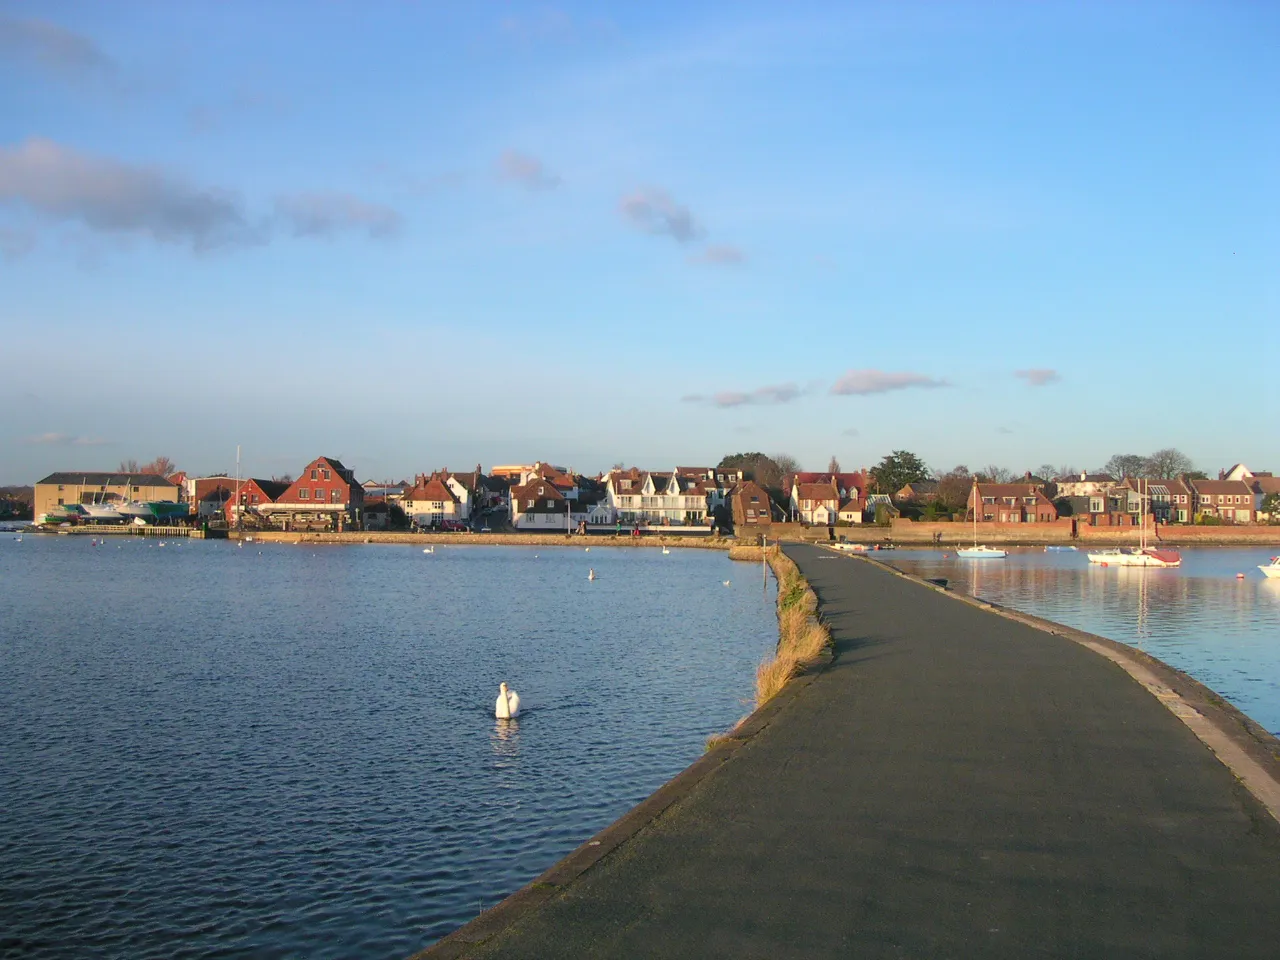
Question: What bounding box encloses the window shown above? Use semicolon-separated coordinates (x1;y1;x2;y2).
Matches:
252;494;260;503
57;484;64;491
1024;497;1036;505
526;499;534;508
311;469;318;480
982;496;995;504
314;489;323;500
57;497;64;505
299;489;310;499
322;469;331;481
330;490;341;502
1090;498;1104;513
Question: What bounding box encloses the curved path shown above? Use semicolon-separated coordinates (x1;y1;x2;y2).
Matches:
417;543;1280;958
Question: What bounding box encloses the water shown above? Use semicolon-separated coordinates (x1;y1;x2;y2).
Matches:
885;547;1280;735
0;537;777;959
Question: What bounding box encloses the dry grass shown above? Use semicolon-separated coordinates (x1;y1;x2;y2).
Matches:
728;544;779;562
751;549;833;707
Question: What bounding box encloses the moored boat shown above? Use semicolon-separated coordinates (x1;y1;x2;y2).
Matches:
1087;547;1182;568
958;545;1008;559
1260;557;1280;579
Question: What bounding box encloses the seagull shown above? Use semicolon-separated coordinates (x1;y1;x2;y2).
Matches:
495;682;520;719
722;579;731;587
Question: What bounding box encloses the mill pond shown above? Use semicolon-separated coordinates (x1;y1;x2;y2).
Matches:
0;538;778;959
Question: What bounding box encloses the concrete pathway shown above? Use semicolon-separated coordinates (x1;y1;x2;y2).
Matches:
419;544;1280;959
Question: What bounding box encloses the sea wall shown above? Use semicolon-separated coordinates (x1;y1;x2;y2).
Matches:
234;530;731;549
888;519;1075;543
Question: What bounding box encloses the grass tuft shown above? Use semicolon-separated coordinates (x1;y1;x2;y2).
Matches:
751;548;832;707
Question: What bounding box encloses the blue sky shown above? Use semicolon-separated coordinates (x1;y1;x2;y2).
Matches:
1;1;1276;484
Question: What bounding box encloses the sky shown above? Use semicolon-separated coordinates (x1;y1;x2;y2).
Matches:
1;1;1277;485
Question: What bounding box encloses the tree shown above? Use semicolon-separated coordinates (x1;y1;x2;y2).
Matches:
828;455;841;473
118;459;140;473
868;450;930;495
141;456;178;477
976;465;1013;483
771;452;800;477
718;453;785;492
272;474;294;484
1104;453;1146;479
1262;493;1280;525
1144;448;1195;479
936;466;974;512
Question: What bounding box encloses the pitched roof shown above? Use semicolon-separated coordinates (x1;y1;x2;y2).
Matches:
1191;479;1254;495
250;479;291;501
37;472;177;488
973;483;1054;503
1251;476;1280;495
796;482;839;501
406;478;458;503
511;479;565;502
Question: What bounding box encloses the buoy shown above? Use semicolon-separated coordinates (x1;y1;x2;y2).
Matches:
1236;573;1245;579
495;682;520;719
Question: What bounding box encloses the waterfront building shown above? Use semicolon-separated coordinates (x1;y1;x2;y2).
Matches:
730;481;774;528
791;479;841;525
223;478;290;525
784;471;865;502
257;457;364;531
604;468;710;525
838;499;866;524
1190;479;1256;524
968;483;1059;523
1054;472;1118;499
510;479;570;530
895;480;939;503
402;475;461;528
34;471;179;520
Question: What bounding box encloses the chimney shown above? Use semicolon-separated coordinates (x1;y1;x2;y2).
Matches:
1080;471;1087;481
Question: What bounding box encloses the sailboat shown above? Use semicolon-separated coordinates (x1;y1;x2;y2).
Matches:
1087;479;1181;567
957;482;1007;559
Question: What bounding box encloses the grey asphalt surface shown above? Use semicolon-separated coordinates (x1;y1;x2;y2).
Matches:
434;543;1280;959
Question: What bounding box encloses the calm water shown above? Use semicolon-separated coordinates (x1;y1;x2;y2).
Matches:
886;547;1280;735
0;537;777;959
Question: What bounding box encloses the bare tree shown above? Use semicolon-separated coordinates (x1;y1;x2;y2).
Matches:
936;466;974;511
977;465;1014;483
772;453;800;476
828;455;841;473
141;456;178;477
1103;453;1145;479
1144;448;1195;479
118;459;140;473
271;474;294;484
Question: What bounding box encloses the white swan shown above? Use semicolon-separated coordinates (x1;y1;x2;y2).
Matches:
722;579;731;587
662;546;670;555
495;682;520;719
423;545;435;554
588;568;596;581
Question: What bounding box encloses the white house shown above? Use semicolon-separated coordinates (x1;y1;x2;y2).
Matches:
511;479;571;530
403;474;461;527
606;468;709;525
791;480;840;525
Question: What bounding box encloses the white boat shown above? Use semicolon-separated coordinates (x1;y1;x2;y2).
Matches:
958;545;1008;559
832;542;869;552
959;482;1006;559
1086;479;1180;568
1260;557;1280;579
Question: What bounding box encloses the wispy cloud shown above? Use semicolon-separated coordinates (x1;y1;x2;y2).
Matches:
684;382;802;408
0;137;257;250
0;15;114;80
274;192;402;240
1014;368;1060;387
619;187;703;243
24;432;113;446
690;243;745;266
0;225;36;261
498;150;561;191
830;369;949;396
842;427;860;437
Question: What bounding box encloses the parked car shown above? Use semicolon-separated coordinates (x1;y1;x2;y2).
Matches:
440;519;467;531
479;526;492;533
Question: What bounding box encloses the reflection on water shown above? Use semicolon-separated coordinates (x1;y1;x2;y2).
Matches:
0;538;776;959
888;547;1280;735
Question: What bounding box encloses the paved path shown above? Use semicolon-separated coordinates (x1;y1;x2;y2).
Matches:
421;544;1280;959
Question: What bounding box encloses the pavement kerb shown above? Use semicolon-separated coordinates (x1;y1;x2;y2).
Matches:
835;548;1280;827
410;588;836;959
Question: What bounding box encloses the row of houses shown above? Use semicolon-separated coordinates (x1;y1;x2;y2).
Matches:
34;457;1278;532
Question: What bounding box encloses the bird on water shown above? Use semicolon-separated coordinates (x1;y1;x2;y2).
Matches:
588;568;596;581
495;682;521;719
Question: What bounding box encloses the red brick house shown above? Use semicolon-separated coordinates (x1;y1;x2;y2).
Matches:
224;478;290;524
969;483;1058;523
731;481;774;527
260;457;363;530
1191;479;1255;524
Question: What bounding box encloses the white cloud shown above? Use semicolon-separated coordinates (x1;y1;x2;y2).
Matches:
830;369;948;396
1014;368;1060;387
619;187;703;243
498;150;561;190
274;192;403;239
0;15;114;80
24;432;113;446
685;382;802;407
